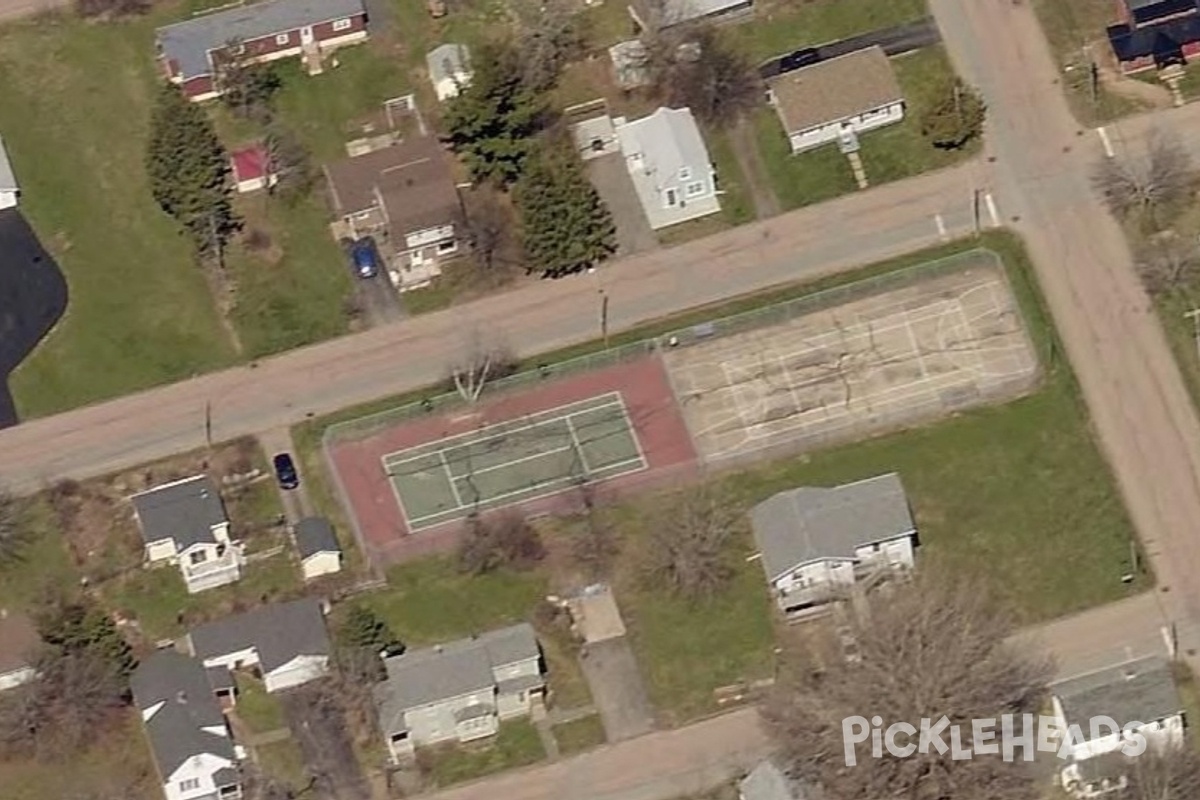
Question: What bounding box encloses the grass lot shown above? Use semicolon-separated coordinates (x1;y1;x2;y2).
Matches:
0;712;160;800
256;738;310;791
0;14;237;417
551;714;607;755
235;673;288;734
757;46;978;211
0;497;77;611
728;0;928;63
707;127;756;227
417;719;545;788
1031;0;1158;124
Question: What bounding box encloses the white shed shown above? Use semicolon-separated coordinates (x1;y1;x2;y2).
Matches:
426;43;472;102
294;516;343;580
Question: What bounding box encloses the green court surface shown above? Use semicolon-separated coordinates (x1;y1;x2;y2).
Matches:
383;393;647;530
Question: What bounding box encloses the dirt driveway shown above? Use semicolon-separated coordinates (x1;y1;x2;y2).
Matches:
580;638;655;742
280;685;371;800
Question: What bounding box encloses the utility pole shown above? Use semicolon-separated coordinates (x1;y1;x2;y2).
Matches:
972;188;981;235
601;293;609;348
1184;309;1200;364
204;401;213;448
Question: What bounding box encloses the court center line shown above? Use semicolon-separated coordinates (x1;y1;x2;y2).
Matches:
902;316;929;379
438;450;466;510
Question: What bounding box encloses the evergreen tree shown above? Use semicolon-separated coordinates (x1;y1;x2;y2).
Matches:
146;83;239;261
919;77;987;150
337;603;401;654
514;147;616;277
37;600;136;681
443;40;545;186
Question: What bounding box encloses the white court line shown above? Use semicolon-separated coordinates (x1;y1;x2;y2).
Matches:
984;193;1000;228
902;317;929;379
935;213;948;240
438;450;466;509
1097;126;1116;159
564;416;592;475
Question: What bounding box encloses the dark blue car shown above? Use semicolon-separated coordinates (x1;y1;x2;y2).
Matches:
350;237;380;279
273;453;299;490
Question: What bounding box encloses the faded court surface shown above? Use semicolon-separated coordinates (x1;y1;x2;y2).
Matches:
664;263;1039;461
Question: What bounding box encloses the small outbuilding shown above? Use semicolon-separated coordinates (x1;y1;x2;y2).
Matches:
231;145;278;194
294;516;343;580
426;43;472;102
0;136;18;210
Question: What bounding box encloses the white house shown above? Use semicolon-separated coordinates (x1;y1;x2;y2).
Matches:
293;516;343;580
131;650;244;800
0;610;39;692
186;599;331;693
1052;656;1186;797
766;46;905;154
426;43;472;102
613;107;721;230
750;473;917;618
0;135;19;210
131;476;245;594
375;622;545;761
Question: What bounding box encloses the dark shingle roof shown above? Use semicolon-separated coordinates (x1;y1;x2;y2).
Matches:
189;598;330;672
377;623;539;729
751;473;914;582
294;516;339;559
156;0;367;81
1053;656;1183;730
132;650;235;777
131;475;226;549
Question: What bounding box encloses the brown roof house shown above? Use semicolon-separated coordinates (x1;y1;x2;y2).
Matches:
324;137;463;292
0;609;41;692
766;46;905;154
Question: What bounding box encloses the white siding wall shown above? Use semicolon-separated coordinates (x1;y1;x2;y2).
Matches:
146;538;178;564
0;666;36;692
163;752;236;800
201;646;260;673
786;101;905;154
302;552;343;580
406;223;456;250
0;189;16;209
852;535;916;570
401;690;498;748
265;654;329;693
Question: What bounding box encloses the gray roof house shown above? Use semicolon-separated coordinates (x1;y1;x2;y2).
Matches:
132;650;242;800
294;516;343;580
156;0;369;100
131;475;243;595
187;599;332;693
739;760;808;800
0;135;18;210
628;0;753;31
613;106;721;230
1052;656;1186;795
426;43;472;102
376;622;545;761
751;473;917;616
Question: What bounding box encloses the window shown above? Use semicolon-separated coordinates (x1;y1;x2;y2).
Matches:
229;43;245;56
189;550;208;565
678;166;691;181
437;239;457;254
179;778;201;793
686;181;705;197
664;188;678;207
275;33;290;45
332;17;352;31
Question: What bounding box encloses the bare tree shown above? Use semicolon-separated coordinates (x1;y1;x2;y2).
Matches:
1092;132;1196;230
1136;233;1200;297
1116;746;1200;800
458;510;546;575
264;124;315;202
513;0;586;92
0;490;34;567
447;329;519;403
642;485;737;599
645;24;762;128
461;188;521;288
571;482;619;579
763;568;1052;800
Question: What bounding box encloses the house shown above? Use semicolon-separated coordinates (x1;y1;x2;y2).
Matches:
0;609;39;692
132;650;243;800
750;473;917;618
426;43;472;102
230;145;277;194
739;760;808;800
155;0;369;102
323;136;462;291
0;136;18;210
375;622;545;761
613;107;721;230
628;0;753;32
1124;0;1198;27
132;476;244;595
293;516;342;580
766;46;904;154
185;598;331;693
1052;656;1185;796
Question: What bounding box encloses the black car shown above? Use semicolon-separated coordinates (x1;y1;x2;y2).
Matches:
273;452;299;490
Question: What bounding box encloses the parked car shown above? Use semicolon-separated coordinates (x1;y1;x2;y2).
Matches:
273;453;299;490
350;237;380;279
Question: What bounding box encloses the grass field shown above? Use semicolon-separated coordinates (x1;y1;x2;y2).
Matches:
235;673;288;734
728;0;928;63
551;714;607;755
417;719;546;787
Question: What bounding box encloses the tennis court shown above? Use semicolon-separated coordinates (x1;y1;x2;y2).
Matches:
382;393;647;531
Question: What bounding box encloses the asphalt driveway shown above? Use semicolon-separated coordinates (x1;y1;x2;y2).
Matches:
580;638;655;742
585;153;659;258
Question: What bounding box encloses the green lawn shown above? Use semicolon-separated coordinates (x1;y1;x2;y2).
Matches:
753;107;857;211
728;0;928;63
0;496;77;611
706;127;757;226
418;720;545;788
235;673;288;734
256;738;310;791
0;14;237;417
551;714;607;755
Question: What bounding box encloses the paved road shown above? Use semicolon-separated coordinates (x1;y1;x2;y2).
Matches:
0;161;991;493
